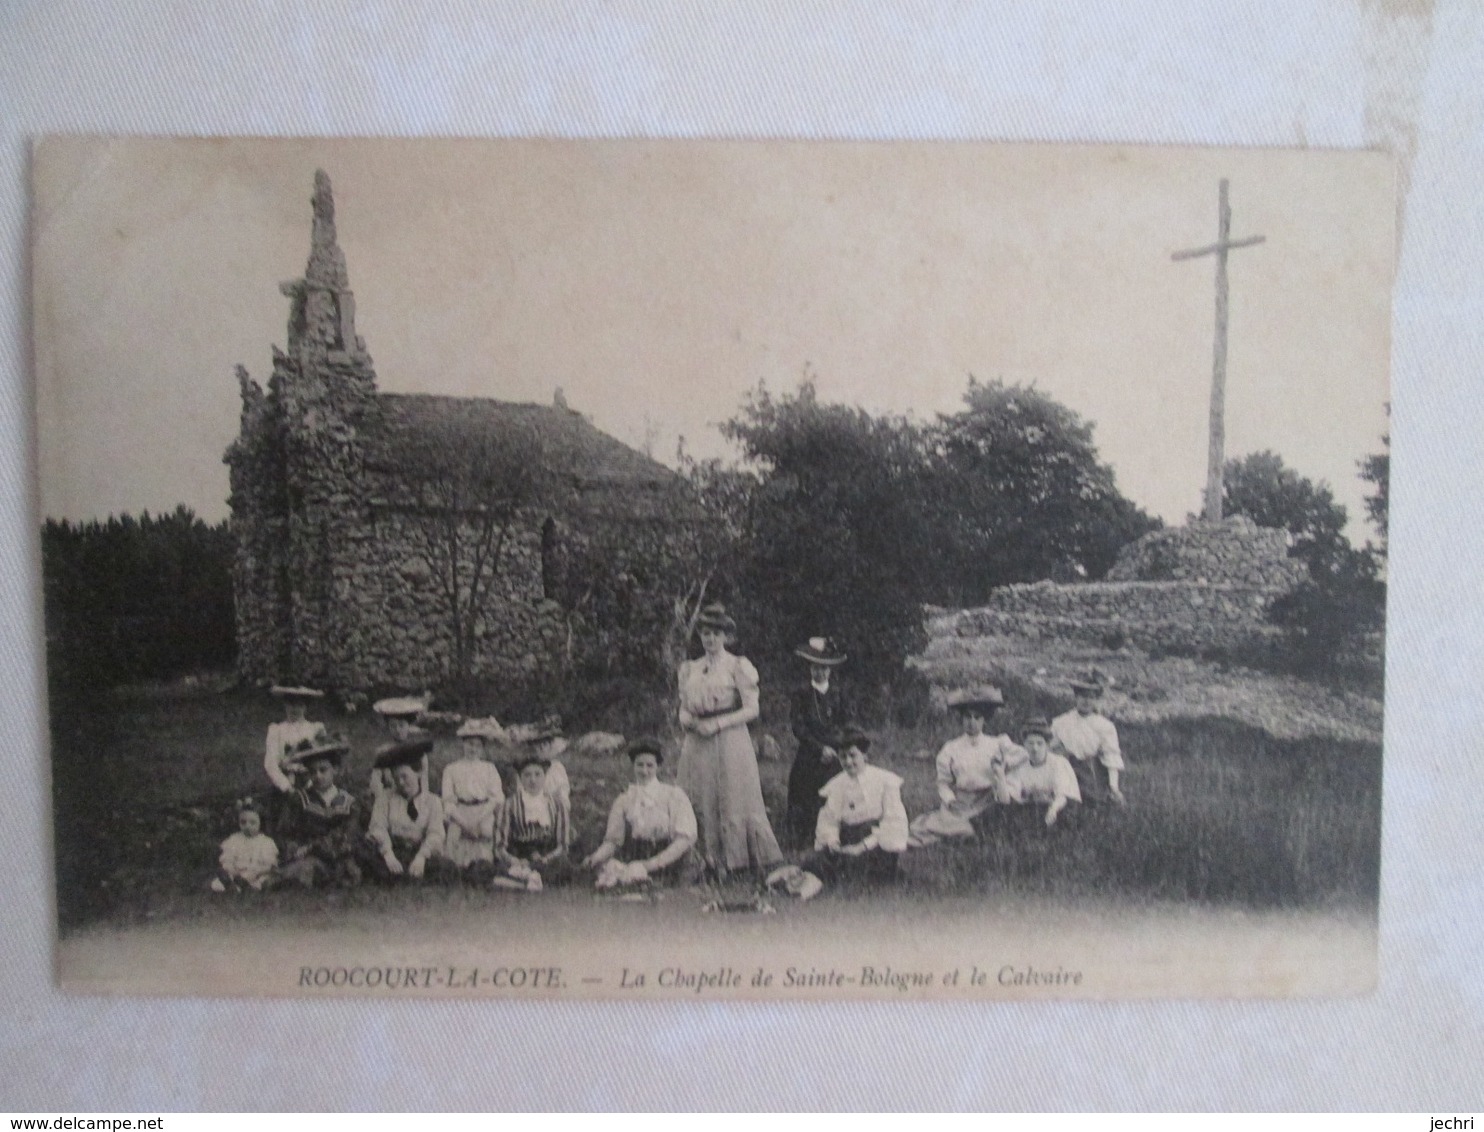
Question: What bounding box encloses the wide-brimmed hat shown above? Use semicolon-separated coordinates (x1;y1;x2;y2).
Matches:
373;735;435;770
1021;716;1054;740
694;602;737;633
946;684;1005;714
270;684;324;701
1070;672;1106;696
794;636;846;666
834;725;872;753
456;716;505;741
282;733;350;768
623;736;664;762
372;695;428;719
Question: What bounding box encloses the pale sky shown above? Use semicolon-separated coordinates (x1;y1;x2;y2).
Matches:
33;137;1393;537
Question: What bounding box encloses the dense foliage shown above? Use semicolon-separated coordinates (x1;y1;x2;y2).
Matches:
43;507;236;690
1218;449;1387;679
926;379;1160;601
668;378;1157;699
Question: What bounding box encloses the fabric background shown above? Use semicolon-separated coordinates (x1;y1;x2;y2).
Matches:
1;0;1480;1110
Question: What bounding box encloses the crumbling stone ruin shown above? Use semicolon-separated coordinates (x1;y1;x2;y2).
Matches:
961;517;1308;655
224;171;691;693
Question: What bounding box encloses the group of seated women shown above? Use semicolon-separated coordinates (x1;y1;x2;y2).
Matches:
216;608;1122;900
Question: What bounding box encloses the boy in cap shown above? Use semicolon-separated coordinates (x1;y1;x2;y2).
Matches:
1050;675;1125;805
274;735;363;888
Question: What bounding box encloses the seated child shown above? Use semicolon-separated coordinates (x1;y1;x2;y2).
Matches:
494;752;573;891
801;726;909;889
274;735;363;888
211;798;279;892
998;717;1081;827
442;717;506;882
365;737;453;883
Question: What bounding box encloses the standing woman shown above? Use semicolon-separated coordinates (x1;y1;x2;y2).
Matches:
263;685;328;795
785;636;850;850
676;603;784;881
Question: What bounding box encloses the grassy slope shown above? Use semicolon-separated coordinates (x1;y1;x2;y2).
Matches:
50;669;1381;932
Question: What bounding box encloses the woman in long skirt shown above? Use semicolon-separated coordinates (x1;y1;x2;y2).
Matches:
676;603;784;880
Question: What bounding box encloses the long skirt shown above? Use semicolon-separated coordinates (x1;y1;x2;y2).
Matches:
804;821;900;887
362;836;458;885
677;723;784;875
443;802;497;868
1070;757;1113;805
907;787;997;846
501;836;576;887
785;750;835;850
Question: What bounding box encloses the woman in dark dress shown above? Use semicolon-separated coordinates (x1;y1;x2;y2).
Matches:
785;636;850;850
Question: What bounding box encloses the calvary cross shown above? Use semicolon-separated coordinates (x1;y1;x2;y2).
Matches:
1172;178;1265;522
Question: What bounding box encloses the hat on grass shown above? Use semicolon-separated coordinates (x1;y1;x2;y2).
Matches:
372;694;429;719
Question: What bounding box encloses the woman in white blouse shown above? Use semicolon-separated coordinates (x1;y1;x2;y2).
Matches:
584;737;698;889
806;725;910;886
262;685;328;795
442;716;506;880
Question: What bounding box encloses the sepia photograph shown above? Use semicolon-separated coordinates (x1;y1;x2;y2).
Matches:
33;136;1393;999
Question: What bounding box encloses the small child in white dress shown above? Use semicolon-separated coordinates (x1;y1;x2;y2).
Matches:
211;800;279;892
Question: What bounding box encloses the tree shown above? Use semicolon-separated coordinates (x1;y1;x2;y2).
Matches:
401;417;561;685
42;506;237;690
719;381;935;691
1220;449;1386;680
926;379;1158;601
1220;450;1349;573
1359;429;1389;558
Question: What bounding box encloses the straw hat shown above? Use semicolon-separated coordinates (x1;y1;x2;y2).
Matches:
945;684;1005;714
794;636;847;666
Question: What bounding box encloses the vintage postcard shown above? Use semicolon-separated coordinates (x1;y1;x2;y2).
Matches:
34;137;1392;999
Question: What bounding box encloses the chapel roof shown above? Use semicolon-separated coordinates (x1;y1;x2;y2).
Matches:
361;392;696;520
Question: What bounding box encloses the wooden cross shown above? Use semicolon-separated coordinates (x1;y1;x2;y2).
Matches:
1172;178;1265;522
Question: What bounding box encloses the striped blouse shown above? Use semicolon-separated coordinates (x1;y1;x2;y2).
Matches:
497;788;571;858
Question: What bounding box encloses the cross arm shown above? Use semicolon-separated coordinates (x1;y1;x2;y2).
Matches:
1171;234;1266;261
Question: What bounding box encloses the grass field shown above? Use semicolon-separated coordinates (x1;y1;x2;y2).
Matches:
49;674;1382;933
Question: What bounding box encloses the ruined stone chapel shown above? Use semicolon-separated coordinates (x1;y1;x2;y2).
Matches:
225;171;692;693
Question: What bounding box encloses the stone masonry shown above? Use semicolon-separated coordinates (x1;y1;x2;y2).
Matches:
966;516;1308;656
224;171;692;693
